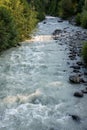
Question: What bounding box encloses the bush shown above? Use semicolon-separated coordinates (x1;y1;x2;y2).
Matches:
0;6;18;51
75;13;81;25
82;42;87;63
81;10;87;28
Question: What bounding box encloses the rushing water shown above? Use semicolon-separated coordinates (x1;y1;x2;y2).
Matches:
0;16;87;130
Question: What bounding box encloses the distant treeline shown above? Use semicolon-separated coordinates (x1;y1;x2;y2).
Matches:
29;0;87;28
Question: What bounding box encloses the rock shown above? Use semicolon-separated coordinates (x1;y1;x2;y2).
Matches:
73;66;80;70
73;69;80;73
52;29;62;35
69;75;80;83
58;19;63;22
43;21;46;24
69;114;80;121
67;62;70;65
50;128;55;130
69;56;76;60
81;89;87;94
80;78;86;83
76;61;83;66
84;70;87;75
84;83;87;86
74;92;83;97
17;43;21;46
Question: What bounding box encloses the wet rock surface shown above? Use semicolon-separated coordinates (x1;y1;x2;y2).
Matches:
69;114;81;121
52;20;87;85
74;92;84;97
69;75;81;83
81;88;87;94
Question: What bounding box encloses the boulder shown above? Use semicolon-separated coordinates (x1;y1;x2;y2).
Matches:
81;89;87;94
52;29;62;35
69;75;80;83
74;92;83;97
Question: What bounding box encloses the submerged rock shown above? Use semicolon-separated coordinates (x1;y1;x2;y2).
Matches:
50;128;55;130
74;92;83;97
69;114;81;121
43;21;46;24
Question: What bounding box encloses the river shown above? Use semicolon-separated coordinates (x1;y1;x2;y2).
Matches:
0;16;87;130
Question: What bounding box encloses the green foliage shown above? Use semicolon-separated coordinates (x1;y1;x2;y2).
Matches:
0;0;38;51
84;0;87;10
75;13;81;25
0;6;18;51
81;10;87;28
58;0;74;18
5;0;38;40
30;0;45;21
47;0;55;15
82;42;87;63
77;0;85;12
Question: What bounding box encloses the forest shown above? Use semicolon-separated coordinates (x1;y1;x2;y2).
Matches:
0;0;87;63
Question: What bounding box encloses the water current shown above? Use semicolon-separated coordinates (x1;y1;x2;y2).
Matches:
0;16;87;130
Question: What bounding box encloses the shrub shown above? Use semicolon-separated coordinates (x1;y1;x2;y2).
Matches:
81;10;87;28
0;6;18;51
82;42;87;63
75;13;81;25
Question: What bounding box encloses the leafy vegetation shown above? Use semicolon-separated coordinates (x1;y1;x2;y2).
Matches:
75;13;81;25
28;0;45;21
81;10;87;28
0;6;18;51
0;0;37;51
82;42;87;64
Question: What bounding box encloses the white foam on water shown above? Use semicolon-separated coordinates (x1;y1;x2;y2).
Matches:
3;89;42;104
25;35;52;43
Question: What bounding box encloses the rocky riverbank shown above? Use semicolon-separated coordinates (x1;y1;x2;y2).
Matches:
52;20;87;97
